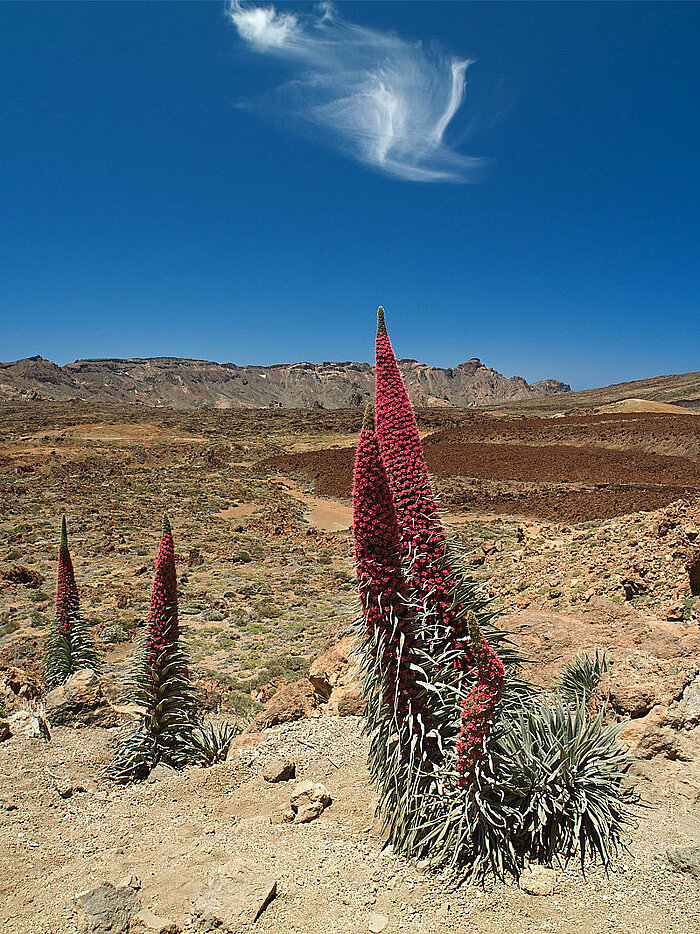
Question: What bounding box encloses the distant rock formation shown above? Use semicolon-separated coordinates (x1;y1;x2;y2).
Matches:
0;354;571;410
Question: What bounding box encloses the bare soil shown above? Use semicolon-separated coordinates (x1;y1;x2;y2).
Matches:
1;715;699;934
263;412;700;522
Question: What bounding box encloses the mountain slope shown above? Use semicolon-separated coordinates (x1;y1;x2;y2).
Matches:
0;355;570;409
492;371;700;415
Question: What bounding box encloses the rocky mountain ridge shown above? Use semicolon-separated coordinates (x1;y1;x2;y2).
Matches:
0;354;570;410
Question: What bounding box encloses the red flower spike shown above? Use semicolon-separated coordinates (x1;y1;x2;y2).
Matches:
353;404;407;626
455;614;505;785
56;515;79;640
374;307;505;777
142;514;182;690
353;404;434;744
374;307;469;647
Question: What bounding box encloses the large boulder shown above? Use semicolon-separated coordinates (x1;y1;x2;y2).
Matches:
308;636;365;716
45;669;117;727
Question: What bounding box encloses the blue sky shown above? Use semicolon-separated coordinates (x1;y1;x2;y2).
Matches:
1;2;698;391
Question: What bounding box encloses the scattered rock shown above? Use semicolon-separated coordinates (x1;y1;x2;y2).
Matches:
0;720;11;742
666;845;700;879
368;912;388;933
519;865;556;896
0;565;45;587
129;908;179;933
45;669;117;727
280;806;295;823
262;757;295;782
294;801;324;824
289;780;331;809
8;708;51;741
286;780;332;824
191;860;276;932
73;878;141;934
249;679;319;730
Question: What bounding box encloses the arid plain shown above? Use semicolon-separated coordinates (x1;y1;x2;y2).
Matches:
1;397;700;933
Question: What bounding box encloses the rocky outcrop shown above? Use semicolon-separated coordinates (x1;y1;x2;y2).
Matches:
308;636;365;716
44;669;117;727
0;354;570;410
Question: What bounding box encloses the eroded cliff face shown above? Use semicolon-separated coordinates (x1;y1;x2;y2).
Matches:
0;354;570;409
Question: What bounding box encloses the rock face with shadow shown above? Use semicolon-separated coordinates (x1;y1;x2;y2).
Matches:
0;355;570;409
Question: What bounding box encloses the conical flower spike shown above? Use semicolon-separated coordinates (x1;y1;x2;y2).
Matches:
353;404;436;800
353;406;419;719
56;515;79;640
142;514;180;682
106;516;198;782
45;516;98;689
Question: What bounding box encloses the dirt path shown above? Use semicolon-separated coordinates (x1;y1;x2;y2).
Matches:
278;480;353;532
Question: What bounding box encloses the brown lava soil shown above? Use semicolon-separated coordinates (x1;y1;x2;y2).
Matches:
263;412;700;523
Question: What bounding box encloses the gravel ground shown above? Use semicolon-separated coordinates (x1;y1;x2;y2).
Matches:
1;716;699;934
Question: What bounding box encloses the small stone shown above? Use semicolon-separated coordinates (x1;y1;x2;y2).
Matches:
262;758;296;783
129;908;178;933
55;779;74;799
294;801;324;824
666;845;700;879
74;881;141;934
280;807;295;823
192;859;276;929
289;779;315;809
0;720;11;742
369;912;388;933
520;865;556;896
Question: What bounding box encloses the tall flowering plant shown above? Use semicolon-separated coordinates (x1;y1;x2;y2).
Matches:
353;308;634;879
45;516;99;689
106;516;199;781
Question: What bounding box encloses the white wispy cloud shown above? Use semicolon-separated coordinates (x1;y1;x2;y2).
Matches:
226;1;481;182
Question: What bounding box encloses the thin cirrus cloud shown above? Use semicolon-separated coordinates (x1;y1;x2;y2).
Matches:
226;1;482;183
